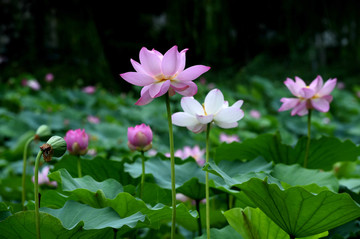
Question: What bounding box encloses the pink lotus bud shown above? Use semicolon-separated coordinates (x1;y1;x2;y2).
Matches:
127;124;153;152
250;110;261;119
64;129;89;155
82;86;96;94
45;73;54;82
87;115;100;124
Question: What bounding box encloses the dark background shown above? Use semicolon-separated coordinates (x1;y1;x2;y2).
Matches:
1;0;359;91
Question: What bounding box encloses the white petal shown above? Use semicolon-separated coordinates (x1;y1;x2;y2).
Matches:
216;121;238;129
187;124;206;133
232;100;244;108
196;114;213;124
181;97;204;116
204;89;224;115
172;112;199;127
214;108;244;123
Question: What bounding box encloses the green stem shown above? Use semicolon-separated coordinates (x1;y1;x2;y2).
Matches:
205;123;211;239
22;136;34;211
34;150;43;239
140;151;145;199
228;194;234;210
165;93;176;239
303;109;312;168
195;199;202;236
77;155;82;177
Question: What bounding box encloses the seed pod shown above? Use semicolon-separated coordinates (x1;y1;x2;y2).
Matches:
35;125;52;141
40;136;67;161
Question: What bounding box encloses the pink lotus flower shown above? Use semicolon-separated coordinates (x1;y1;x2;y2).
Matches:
87;115;100;124
278;76;337;116
127;124;153;152
82;86;96;94
219;133;240;143
249;110;261;119
64;129;89;155
27;79;41;90
120;46;210;105
31;166;57;187
172;89;244;133
171;145;205;166
45;73;54;82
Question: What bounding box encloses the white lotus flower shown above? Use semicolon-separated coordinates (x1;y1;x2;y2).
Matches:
172;89;244;133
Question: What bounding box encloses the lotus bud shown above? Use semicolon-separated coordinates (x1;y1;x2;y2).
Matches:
35;125;52;141
127;124;153;152
40;136;67;162
64;129;89;155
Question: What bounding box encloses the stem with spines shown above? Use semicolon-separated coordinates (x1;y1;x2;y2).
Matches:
303;109;312;168
205;123;211;239
22;136;34;211
34;150;43;239
165;93;176;239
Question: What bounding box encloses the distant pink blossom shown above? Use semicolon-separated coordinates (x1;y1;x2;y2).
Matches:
87;149;97;156
219;133;240;143
168;145;205;166
26;79;41;90
87;115;100;124
278;75;337;116
64;129;89;155
147;149;158;156
127;124;153;152
82;86;96;94
32;166;57;187
176;193;206;204
249;110;261;119
45;73;54;82
120;46;210;105
337;82;345;89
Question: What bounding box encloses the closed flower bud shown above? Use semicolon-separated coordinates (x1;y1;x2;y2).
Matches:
40;136;67;162
127;124;153;152
35;125;52;141
64;129;89;155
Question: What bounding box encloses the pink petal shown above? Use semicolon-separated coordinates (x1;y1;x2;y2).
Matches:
149;81;170;98
176;65;210;82
181;97;204;115
130;59;147;74
216;121;238;129
291;101;308;116
135;88;154;105
196;114;214;124
317;78;337;97
284;78;300;97
278;98;300;111
214;108;244;123
139;47;162;76
176;81;198;96
170;81;189;91
295;76;306;88
177;48;188;73
299;88;315;99
172;112;199;127
162;46;179;76
120;72;155;86
309;75;323;93
322;95;333;102
204;89;224;115
311;98;330;112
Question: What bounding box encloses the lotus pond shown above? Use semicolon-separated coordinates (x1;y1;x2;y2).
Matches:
1;47;360;239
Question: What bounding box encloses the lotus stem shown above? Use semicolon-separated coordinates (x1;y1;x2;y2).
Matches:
303;109;312;168
195;199;202;236
165;93;176;239
77;155;82;178
34;150;43;239
22;135;34;211
140;151;145;199
205;123;211;239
